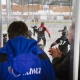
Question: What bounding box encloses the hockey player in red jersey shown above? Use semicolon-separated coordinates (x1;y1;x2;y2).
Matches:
37;22;51;47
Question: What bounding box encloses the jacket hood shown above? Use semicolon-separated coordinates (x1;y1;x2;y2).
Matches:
5;36;43;56
0;36;43;74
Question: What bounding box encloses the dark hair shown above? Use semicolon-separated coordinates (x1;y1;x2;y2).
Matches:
7;21;28;39
41;22;44;25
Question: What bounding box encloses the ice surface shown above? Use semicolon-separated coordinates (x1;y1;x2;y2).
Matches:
2;20;71;62
29;21;71;62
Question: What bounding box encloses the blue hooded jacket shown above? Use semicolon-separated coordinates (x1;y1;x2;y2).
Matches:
0;36;56;80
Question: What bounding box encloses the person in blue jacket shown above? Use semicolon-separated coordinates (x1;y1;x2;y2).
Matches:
0;21;56;80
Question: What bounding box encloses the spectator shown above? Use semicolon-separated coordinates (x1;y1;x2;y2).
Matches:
37;22;51;47
48;26;73;80
0;21;56;80
50;32;70;55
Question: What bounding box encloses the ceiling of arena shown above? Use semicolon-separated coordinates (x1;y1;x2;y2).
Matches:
11;0;72;6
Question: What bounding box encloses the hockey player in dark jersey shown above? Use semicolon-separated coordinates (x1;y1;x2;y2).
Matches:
50;32;70;55
31;26;38;36
37;22;51;47
28;30;33;39
28;29;44;50
58;26;68;36
3;34;7;46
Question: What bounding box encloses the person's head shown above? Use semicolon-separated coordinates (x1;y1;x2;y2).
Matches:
7;21;28;39
41;22;44;25
40;22;44;28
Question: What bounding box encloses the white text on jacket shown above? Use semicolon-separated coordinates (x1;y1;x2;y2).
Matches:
12;68;41;77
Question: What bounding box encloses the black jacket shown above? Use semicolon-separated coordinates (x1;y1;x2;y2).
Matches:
52;51;70;80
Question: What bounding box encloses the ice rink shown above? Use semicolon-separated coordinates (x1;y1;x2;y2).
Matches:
2;20;72;62
27;20;72;62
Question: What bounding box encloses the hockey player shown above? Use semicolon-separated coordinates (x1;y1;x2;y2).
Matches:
3;34;7;46
31;26;38;36
37;22;51;47
50;32;70;55
58;26;68;36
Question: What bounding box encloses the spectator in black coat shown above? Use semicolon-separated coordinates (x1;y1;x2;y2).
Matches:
48;26;76;80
